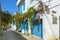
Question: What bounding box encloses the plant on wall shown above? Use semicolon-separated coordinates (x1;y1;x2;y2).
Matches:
27;6;36;28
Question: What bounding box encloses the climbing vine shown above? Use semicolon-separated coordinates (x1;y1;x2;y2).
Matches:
27;6;36;28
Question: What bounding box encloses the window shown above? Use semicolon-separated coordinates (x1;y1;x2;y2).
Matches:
52;16;57;24
20;6;22;14
23;2;25;10
22;1;25;12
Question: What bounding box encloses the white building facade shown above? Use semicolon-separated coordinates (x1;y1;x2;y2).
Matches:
43;0;59;40
17;0;60;40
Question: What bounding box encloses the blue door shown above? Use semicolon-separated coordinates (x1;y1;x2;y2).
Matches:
20;22;25;31
31;19;43;38
20;20;28;33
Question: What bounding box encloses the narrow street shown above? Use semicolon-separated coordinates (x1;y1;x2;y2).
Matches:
0;0;60;40
0;30;27;40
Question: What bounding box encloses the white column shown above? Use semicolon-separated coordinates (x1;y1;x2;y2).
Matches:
28;19;31;34
25;0;30;10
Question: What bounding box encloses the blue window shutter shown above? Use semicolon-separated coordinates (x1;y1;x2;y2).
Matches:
19;1;25;14
22;1;25;11
20;5;22;14
24;1;25;10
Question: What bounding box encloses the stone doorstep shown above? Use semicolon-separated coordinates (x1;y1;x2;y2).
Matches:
22;35;42;40
32;35;43;40
15;31;42;40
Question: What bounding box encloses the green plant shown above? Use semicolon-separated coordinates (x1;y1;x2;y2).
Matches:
27;6;36;28
0;11;12;29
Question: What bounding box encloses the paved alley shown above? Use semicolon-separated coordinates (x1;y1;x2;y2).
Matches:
0;30;27;40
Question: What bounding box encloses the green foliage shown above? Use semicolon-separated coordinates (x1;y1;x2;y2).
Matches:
27;7;36;18
13;12;21;23
0;11;12;30
27;7;36;28
2;13;12;24
13;12;21;30
0;11;12;25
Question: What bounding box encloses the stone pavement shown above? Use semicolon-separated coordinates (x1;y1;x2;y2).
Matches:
16;31;42;40
0;30;27;40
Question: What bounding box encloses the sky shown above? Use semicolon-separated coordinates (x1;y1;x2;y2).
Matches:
0;0;18;14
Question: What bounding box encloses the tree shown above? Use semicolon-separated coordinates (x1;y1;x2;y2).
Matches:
0;11;12;30
13;12;21;30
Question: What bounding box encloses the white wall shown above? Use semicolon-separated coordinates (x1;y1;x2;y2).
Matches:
25;0;30;10
43;0;60;40
16;0;21;6
10;23;16;31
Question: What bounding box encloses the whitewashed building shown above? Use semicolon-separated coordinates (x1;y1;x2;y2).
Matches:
43;0;59;40
16;0;60;40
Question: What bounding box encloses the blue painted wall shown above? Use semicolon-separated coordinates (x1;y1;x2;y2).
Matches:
19;6;22;14
20;20;28;32
19;1;25;14
20;22;25;31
